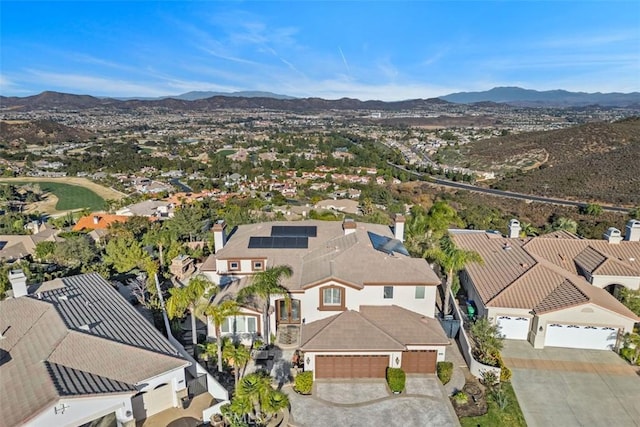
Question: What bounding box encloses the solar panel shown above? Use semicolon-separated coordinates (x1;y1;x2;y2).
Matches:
248;236;309;249
271;226;317;238
367;232;410;256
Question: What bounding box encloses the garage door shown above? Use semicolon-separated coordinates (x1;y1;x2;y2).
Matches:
544;324;618;350
315;355;388;378
402;350;437;374
497;316;531;340
132;383;174;419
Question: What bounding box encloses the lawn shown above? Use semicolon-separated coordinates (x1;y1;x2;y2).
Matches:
216;149;237;156
460;382;527;427
14;181;106;211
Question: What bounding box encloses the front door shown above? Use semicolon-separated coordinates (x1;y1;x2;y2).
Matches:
276;299;301;325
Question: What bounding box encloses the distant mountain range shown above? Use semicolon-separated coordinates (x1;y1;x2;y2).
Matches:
440;86;640;107
1;87;639;111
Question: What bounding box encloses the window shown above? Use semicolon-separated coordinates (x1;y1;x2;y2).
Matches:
221;316;258;334
319;286;345;311
415;286;425;299
252;260;264;271
323;288;341;305
228;260;240;271
383;286;394;299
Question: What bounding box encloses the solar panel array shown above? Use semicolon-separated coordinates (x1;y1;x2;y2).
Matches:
248;236;309;249
367;231;410;256
271;225;317;237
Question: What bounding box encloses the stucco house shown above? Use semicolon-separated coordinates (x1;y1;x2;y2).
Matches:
0;223;63;263
0;272;190;427
451;219;640;351
200;217;450;379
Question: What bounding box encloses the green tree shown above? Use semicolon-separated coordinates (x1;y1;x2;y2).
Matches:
519;222;539;237
230;371;289;425
104;236;152;273
53;235;97;268
425;235;483;316
470;318;505;366
204;299;241;373
583;203;603;216
223;341;251;387
619;288;640;316
552;217;578;234
166;274;217;348
238;265;293;345
34;240;56;262
425;200;463;241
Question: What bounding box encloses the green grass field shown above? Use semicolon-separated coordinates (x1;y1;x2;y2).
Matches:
216;149;237;156
15;181;106;211
460;382;526;427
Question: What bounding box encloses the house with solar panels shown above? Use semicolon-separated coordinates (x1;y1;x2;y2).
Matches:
200;217;451;379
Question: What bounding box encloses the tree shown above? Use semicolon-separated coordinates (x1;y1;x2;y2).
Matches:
34;240;56;261
53;235;97;268
519;222;539;237
583;203;603;216
619;288;640;316
238;265;292;345
166;274;217;348
470;318;504;366
104;236;152;273
223;341;251;387
229;371;289;425
425;235;483;316
552;217;578;234
204;299;241;373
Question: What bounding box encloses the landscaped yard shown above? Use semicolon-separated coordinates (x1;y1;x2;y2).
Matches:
459;382;526;427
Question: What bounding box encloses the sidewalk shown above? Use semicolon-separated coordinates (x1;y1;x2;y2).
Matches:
444;337;470;396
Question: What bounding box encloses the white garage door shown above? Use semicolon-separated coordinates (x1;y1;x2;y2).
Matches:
544;324;618;350
132;383;174;419
497;316;530;340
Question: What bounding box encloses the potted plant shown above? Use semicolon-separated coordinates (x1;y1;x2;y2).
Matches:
386;367;405;394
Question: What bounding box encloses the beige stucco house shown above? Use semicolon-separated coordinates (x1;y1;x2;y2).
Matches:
451;219;640;350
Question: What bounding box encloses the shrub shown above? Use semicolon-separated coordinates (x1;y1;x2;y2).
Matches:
494;352;512;382
294;371;313;394
620;348;640;366
480;370;498;387
452;391;469;404
492;386;509;410
437;361;454;385
386;367;406;393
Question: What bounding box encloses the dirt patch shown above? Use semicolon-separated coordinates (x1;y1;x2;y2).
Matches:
0;177;126;201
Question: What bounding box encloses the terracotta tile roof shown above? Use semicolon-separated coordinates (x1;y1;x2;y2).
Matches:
300;310;405;351
72;213;130;231
0;273;187;426
452;231;639;321
207;220;440;291
300;306;450;352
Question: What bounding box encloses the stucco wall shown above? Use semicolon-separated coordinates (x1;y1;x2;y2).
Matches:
591;275;640;291
530;303;636;348
26;394;134;427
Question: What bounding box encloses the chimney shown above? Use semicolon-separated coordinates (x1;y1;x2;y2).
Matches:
394;214;405;242
9;270;28;298
93;216;100;225
342;218;356;235
624;219;640;242
508;219;521;239
604;227;622;244
213;220;227;253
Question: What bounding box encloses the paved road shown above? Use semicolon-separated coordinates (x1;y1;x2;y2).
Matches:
390;162;630;213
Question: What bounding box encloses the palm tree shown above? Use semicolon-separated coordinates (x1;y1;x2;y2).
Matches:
520;222;539;237
552;217;578;234
238;265;293;345
233;371;289;425
166;274;217;349
425;235;483;317
204;299;241;373
223;341;251;387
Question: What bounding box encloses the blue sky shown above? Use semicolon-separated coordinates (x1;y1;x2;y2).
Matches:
1;1;639;100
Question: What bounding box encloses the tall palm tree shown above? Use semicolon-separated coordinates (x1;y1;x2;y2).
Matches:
204;299;241;373
166;274;217;348
425;235;483;317
238;265;293;345
233;371;289;425
223;341;251;387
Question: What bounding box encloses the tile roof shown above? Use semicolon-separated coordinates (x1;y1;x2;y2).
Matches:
205;220;440;290
72;214;130;231
300;306;449;352
452;231;639;320
0;273;187;426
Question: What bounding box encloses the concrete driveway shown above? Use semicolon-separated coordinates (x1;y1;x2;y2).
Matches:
285;376;460;427
502;341;640;427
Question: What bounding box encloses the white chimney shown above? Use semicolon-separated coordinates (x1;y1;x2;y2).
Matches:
394;214;405;242
213;220;227;253
509;219;521;238
93;216;100;225
9;270;28;298
625;219;640;242
604;227;623;244
342;218;357;235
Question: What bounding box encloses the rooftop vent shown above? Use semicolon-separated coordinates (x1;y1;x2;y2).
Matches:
604;227;622;244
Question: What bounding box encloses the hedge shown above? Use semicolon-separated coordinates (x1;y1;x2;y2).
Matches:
437;361;454;385
494;352;512;382
294;371;313;394
386;367;406;393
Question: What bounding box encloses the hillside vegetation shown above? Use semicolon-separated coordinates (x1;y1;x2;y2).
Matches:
454;118;640;206
0;119;95;146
